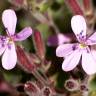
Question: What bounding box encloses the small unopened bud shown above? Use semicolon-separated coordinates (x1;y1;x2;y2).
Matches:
16;46;35;73
80;84;88;91
24;81;40;96
33;30;45;60
24;81;39;92
41;87;51;96
80;84;89;96
64;79;79;92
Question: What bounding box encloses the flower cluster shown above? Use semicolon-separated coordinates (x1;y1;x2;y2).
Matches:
0;9;32;70
56;15;96;75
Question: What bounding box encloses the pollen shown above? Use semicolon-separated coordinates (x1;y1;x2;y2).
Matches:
7;37;14;44
79;43;87;48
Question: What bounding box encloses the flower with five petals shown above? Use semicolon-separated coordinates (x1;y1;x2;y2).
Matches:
56;15;96;75
0;9;32;70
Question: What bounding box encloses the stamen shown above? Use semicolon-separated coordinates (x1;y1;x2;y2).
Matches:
79;43;87;48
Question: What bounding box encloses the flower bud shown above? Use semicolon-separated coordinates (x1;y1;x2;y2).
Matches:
16;46;35;73
24;81;40;96
33;30;45;60
65;0;83;15
8;0;27;9
41;87;51;96
80;84;88;91
64;79;79;92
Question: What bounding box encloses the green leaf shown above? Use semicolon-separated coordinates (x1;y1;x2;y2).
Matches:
89;75;96;91
3;69;22;84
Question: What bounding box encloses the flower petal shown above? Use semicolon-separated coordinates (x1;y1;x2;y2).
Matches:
47;33;71;46
13;27;32;41
0;44;6;56
82;49;96;75
2;42;17;70
91;49;96;61
86;32;96;45
71;15;86;40
0;36;7;55
56;43;78;57
2;9;17;35
62;49;81;71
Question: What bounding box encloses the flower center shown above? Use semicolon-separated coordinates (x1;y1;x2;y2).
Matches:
5;28;14;43
79;43;87;48
7;37;14;44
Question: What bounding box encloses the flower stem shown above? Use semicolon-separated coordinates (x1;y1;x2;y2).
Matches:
65;0;83;15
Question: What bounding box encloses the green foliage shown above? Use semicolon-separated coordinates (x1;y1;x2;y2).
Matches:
89;75;96;91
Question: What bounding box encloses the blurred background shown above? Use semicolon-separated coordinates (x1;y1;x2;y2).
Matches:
0;0;96;96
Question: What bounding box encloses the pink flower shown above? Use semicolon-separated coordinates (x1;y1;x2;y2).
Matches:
56;15;96;75
47;33;74;46
0;9;32;70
